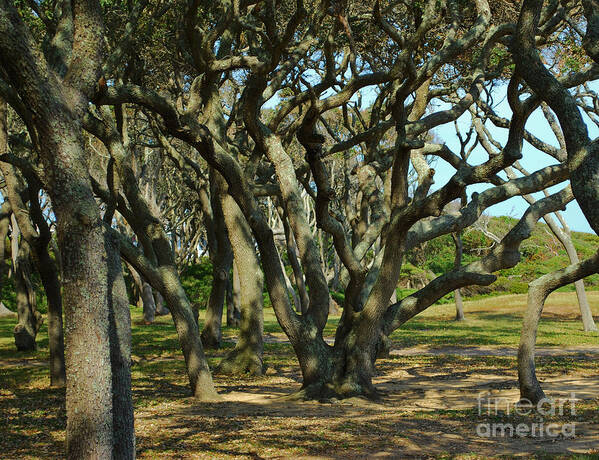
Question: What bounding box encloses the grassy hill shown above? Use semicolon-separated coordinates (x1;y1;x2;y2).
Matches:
400;215;599;301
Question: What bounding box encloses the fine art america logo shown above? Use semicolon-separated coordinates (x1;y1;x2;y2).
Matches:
475;392;577;438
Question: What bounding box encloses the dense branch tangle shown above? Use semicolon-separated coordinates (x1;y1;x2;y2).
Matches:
81;0;599;399
1;0;598;433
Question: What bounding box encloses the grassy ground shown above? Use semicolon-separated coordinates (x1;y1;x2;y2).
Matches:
1;291;598;459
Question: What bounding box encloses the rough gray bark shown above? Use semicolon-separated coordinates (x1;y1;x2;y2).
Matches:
218;193;265;375
518;250;599;403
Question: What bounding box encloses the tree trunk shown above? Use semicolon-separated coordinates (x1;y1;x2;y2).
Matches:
454;289;465;321
0;201;10;308
126;260;156;323
201;172;233;348
160;265;219;399
201;263;228;348
226;266;241;327
538;208;596;331
0;6;136;456
154;289;169;315
518;251;599;404
98;132;219;400
11;218;42;351
289;328;380;401
118;232;219;400
280;252;302;314
283;214;310;314
218;194;264;375
556;222;597;331
573;278;596;331
0;157;66;386
141;282;156;324
506;163;597;332
518;279;548;404
36;244;66;387
452;233;465;321
106;233;135;458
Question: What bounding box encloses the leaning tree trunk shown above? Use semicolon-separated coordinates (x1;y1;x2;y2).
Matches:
505;162;597;332
573;278;596;331
533;206;595;331
518;251;599;404
218;194;265;375
159;265;219;399
125;261;156;323
10;218;42;351
116;228;219;401
0;202;10;305
90;113;220;403
555;222;597;331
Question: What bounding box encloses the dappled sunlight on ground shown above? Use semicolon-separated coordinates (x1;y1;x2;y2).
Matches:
1;292;598;458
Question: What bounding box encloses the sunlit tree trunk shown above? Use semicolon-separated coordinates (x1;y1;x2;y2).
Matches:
218;193;264;375
519;251;599;403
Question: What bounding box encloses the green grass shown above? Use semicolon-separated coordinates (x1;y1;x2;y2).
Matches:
389;291;599;347
1;290;597;368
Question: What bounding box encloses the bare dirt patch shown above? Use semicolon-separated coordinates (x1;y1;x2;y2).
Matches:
134;359;599;459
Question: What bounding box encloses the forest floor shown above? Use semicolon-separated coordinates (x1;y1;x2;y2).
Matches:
1;291;598;459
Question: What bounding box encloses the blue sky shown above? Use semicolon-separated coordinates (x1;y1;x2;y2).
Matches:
268;76;597;234
430;88;597;234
